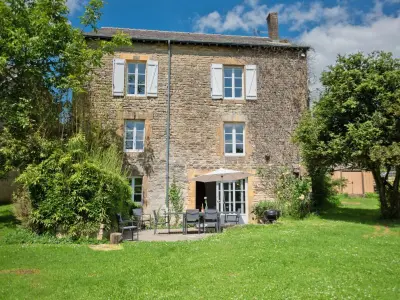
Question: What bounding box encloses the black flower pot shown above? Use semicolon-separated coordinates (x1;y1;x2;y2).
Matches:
263;209;281;224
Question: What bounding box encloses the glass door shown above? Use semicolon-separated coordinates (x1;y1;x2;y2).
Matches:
216;179;247;223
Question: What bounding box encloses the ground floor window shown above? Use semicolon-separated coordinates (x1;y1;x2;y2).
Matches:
131;177;143;204
217;179;246;213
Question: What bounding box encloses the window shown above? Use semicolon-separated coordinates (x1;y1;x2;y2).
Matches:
224;66;243;99
124;120;145;152
131;177;143;203
217;179;246;214
224;123;245;155
127;62;146;95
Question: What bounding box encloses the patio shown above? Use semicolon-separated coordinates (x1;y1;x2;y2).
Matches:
123;229;211;242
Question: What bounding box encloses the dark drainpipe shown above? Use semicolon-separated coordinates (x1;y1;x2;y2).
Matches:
165;40;171;210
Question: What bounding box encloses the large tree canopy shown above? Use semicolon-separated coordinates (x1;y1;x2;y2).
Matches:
295;51;400;218
0;0;130;177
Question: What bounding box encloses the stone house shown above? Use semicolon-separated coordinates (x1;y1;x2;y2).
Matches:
84;13;309;223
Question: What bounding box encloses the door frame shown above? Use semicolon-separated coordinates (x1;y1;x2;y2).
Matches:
216;178;248;224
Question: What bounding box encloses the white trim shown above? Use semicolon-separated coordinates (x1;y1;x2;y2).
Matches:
223;66;244;100
224;123;245;156
126;62;146;96
131;176;143;204
124;120;145;152
216;179;248;224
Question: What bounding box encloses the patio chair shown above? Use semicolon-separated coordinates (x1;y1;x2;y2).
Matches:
133;208;152;229
198;209;219;233
185;209;201;234
153;210;170;234
116;213;139;241
224;209;241;225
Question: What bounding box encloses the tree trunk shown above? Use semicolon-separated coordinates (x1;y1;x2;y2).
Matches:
371;167;400;219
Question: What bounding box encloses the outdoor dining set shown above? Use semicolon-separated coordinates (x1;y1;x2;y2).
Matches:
116;208;241;241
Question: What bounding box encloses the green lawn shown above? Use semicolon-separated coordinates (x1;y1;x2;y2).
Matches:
0;196;399;299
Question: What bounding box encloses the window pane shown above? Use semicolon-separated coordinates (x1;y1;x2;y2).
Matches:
125;131;133;140
236;143;244;153
128;64;135;73
137;85;145;95
236;203;244;213
138;63;146;74
224;78;232;88
223;182;230;190
136;130;144;141
128;74;135;83
235;181;241;190
236;134;243;143
134;186;142;193
224;124;233;134
134;194;142;202
135;177;143;185
234;68;242;77
136;122;145;131
235;88;242;98
125;121;134;130
225;133;232;143
224;68;232;78
125;141;133;150
224;88;232;98
127;84;135;95
234;78;242;88
136;141;144;150
225;144;233;153
138;74;145;85
235;124;244;134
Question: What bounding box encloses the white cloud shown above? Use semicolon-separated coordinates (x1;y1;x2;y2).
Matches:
193;1;400;99
66;0;84;15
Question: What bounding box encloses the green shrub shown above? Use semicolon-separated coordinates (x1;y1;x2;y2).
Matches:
252;201;280;223
169;178;183;226
12;187;32;228
309;171;346;209
16;134;132;238
274;169;311;219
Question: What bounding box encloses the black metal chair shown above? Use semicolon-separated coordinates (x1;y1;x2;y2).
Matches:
224;209;241;225
199;209;219;233
116;213;139;241
153;210;170;234
185;209;201;234
133;208;152;229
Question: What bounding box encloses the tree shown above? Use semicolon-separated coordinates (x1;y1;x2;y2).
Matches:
0;0;130;177
295;51;400;219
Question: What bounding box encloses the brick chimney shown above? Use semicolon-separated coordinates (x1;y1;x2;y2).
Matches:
267;12;279;41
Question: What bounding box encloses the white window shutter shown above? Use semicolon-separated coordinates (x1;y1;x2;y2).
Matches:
147;60;158;97
112;58;125;96
211;64;223;99
245;65;257;100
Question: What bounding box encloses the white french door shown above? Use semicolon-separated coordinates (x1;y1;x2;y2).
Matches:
216;179;248;224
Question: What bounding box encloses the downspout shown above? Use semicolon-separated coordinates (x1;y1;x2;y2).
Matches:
165;40;171;210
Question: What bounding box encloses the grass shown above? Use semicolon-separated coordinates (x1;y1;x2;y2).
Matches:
0;195;399;299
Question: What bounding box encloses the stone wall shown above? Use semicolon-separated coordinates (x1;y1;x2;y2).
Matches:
87;42;308;221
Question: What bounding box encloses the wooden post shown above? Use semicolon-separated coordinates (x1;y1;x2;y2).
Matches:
110;232;122;244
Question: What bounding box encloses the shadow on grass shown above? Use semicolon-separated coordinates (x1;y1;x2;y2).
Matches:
0;203;19;231
320;205;400;228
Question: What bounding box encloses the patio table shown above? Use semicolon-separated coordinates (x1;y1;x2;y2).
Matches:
182;211;221;234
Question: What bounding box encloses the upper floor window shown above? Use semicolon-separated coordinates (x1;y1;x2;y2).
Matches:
224;123;245;156
131;176;143;203
124;120;145;152
224;67;243;99
127;63;146;96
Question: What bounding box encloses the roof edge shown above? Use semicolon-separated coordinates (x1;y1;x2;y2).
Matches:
83;32;310;50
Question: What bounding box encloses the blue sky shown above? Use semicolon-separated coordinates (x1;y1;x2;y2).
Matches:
68;0;400;93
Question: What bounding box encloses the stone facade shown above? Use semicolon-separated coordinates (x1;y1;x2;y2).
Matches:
88;42;308;223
